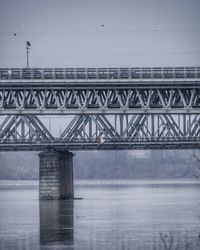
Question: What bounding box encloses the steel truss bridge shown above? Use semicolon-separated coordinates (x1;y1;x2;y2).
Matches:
0;67;200;151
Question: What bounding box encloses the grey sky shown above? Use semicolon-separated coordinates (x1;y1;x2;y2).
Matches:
0;0;199;67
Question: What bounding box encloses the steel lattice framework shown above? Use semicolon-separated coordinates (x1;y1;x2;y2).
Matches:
1;87;200;114
0;67;200;151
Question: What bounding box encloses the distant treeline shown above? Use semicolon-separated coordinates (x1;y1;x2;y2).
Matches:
0;150;199;180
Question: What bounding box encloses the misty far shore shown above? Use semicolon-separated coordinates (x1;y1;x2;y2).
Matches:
0;150;199;180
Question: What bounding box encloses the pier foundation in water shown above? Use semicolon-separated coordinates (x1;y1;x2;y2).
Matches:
39;151;74;200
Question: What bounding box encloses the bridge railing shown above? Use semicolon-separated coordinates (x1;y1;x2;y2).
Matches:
0;67;200;81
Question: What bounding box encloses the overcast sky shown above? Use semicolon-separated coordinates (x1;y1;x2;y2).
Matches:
0;0;199;68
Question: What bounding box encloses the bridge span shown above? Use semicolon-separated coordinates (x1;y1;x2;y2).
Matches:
0;67;200;199
0;67;200;151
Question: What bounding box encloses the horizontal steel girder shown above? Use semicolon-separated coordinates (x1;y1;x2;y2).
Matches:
1;87;200;114
1;142;200;151
0;114;200;151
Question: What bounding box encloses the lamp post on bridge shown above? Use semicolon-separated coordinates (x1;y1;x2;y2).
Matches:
26;41;31;67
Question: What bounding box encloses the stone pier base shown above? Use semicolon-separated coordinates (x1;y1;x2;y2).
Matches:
39;151;74;200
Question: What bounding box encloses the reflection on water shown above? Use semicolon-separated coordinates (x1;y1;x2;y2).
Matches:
40;200;74;248
0;179;200;249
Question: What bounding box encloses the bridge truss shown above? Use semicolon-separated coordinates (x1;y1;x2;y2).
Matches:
0;67;200;151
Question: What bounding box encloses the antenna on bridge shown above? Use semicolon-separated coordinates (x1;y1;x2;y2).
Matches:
26;41;31;67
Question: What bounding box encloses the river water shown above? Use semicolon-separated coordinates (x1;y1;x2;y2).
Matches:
0;179;200;250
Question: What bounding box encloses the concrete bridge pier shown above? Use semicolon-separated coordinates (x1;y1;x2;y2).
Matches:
38;151;74;200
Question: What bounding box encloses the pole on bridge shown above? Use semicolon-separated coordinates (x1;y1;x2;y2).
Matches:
26;41;31;67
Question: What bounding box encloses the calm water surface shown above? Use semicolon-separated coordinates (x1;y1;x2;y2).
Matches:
0;179;200;250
